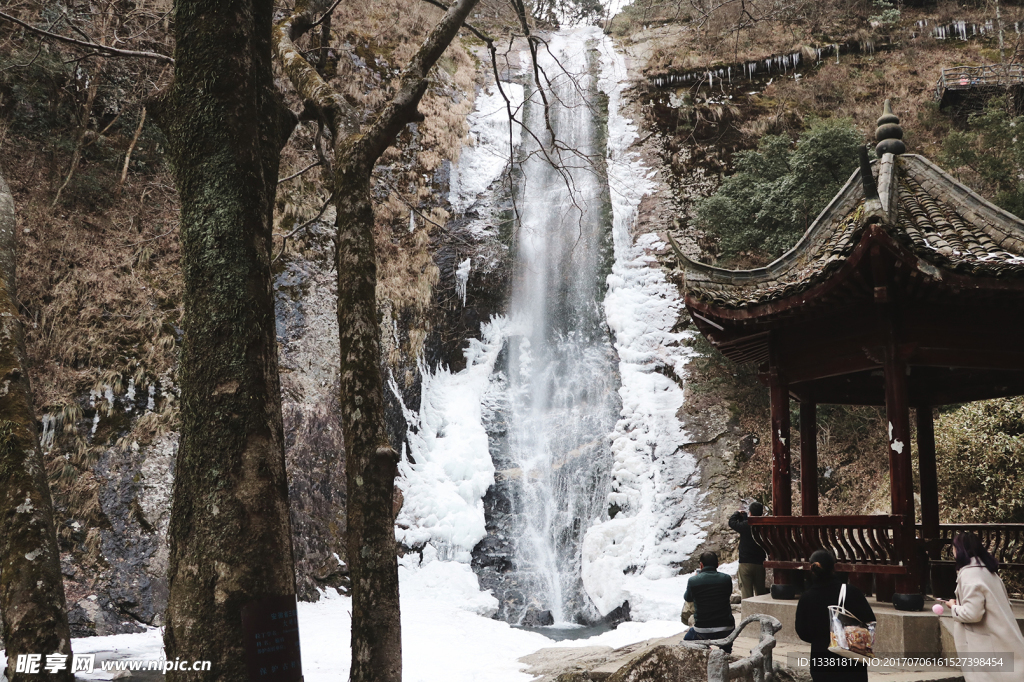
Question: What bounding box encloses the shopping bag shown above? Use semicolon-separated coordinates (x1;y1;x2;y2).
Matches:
827;584;876;655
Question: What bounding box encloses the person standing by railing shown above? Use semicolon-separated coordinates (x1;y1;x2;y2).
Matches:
795;550;874;682
942;532;1024;682
729;502;768;599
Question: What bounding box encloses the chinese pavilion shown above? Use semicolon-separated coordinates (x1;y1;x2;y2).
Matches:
673;101;1024;609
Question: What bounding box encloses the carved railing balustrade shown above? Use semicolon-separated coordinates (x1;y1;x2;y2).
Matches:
920;523;1024;569
748;515;909;575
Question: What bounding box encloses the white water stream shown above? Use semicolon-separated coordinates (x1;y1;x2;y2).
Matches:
504;31;620;622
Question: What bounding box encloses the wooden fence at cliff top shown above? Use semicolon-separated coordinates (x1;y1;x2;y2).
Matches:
935;63;1024;100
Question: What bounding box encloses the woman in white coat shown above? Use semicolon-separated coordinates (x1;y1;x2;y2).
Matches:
941;533;1024;682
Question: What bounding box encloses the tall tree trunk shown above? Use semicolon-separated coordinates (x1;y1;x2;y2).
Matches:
150;1;298;679
0;173;74;682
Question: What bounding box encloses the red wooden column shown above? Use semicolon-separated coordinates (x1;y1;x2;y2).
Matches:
884;347;920;601
873;240;920;603
917;406;940;545
768;349;795;595
800;401;818;516
769;344;792;518
883;352;913;520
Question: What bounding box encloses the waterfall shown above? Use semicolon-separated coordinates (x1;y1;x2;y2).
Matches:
502;29;620;624
398;26;707;629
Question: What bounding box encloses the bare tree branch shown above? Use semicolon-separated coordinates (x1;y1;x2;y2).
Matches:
272;193;334;263
120;106;146;185
0;10;173;63
273;0;358;139
418;0;492;43
277;158;322;184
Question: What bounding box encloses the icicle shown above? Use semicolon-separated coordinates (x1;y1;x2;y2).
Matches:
455;258;471;306
126;378;135;413
40;415;55;452
409;210;416;233
728;66;731;84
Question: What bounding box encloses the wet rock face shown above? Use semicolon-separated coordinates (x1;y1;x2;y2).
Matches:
424;206;514;375
283;399;349;601
70;434;176;636
470;363;522;622
274;219;349;601
677;398;753;570
522;608;554;627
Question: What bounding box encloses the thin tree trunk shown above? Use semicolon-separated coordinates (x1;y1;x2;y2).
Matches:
336;164;403;682
0;172;74;682
150;1;298;679
52;62;102;208
273;1;478;679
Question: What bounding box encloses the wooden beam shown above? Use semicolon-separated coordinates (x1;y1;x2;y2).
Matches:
769;336;792;518
800;401;818;516
917;406;940;549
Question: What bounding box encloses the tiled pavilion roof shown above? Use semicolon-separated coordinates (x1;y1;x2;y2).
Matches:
678;153;1024;311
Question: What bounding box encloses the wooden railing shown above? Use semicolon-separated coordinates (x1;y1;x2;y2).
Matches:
920;523;1024;568
935;64;1024;100
749;515;908;574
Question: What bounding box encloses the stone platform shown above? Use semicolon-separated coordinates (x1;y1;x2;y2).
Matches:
741;593;1024;657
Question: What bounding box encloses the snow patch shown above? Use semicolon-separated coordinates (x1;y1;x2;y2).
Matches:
578;29;708;620
449;83;525;213
394;318;507;561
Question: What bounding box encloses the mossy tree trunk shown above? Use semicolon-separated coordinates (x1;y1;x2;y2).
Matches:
0;173;74;681
150;1;299;680
273;1;478;679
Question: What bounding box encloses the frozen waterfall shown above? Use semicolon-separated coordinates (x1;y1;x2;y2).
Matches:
396;26;708;628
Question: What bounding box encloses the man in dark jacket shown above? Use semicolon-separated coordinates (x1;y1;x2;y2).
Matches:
682;551;735;653
729;501;768;598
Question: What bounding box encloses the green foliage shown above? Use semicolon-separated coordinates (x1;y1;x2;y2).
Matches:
939;97;1024;219
695;117;864;258
869;0;900;27
935;397;1024;523
531;0;605;26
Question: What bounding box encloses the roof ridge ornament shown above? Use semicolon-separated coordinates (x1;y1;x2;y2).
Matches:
876;99;906;155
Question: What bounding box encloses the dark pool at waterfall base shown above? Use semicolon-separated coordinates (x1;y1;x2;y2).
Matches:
512;621;621;641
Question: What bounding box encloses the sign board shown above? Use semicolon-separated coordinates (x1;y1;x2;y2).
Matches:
241;594;303;682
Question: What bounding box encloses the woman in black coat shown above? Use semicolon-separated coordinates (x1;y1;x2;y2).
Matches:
794;550;875;682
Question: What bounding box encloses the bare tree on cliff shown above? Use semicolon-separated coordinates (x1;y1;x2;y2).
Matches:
0;174;74;682
147;1;300;679
271;1;483;679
